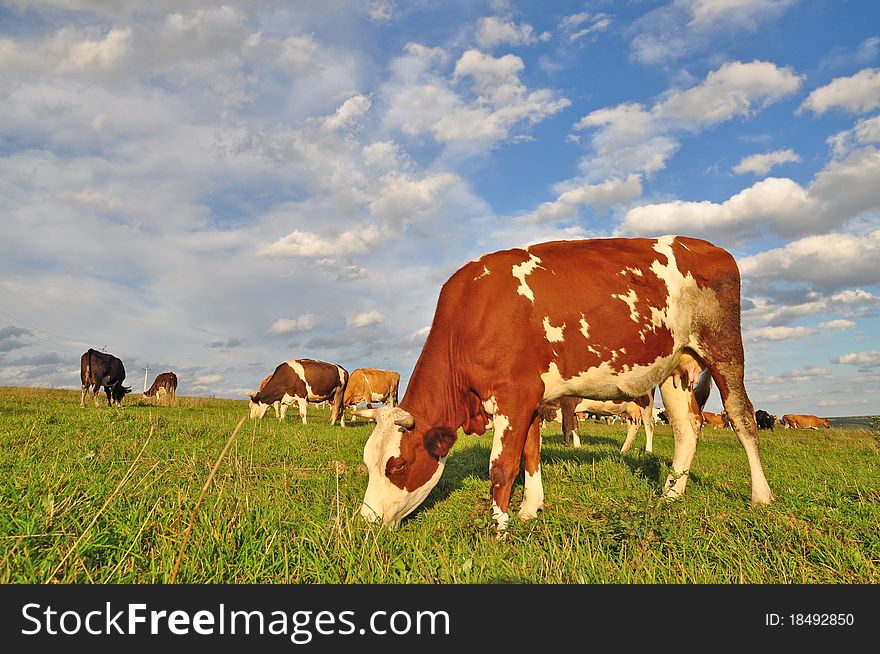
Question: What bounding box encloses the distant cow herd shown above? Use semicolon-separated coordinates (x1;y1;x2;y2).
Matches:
76;235;843;532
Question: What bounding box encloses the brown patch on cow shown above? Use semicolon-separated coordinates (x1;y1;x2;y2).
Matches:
385;427;453;491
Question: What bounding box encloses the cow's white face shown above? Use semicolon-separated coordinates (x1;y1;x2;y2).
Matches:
248;399;270;419
360;406;456;528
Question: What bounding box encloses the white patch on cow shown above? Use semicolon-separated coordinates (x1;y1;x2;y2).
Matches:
619;266;643;277
287;360;316;399
650;235;691;332
542;316;565;343
541;357;673;403
490;410;509;467
511;254;542;303
491;503;509;531
473;265;491;281
520;462;544;520
579;316;590;339
612;288;640;322
571;431;581;448
336;366;347;388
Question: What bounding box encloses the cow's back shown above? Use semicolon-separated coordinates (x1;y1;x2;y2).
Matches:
419;235;738;406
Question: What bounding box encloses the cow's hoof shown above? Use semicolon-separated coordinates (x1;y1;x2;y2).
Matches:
518;503;544;521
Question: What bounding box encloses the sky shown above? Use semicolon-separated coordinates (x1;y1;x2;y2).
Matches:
1;0;879;418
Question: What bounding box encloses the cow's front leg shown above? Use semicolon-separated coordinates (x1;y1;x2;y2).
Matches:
488;401;533;532
518;414;544;520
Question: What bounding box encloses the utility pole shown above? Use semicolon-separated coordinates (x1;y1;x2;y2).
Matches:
143;366;149;393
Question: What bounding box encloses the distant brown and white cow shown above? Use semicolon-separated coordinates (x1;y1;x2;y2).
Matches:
144;371;178;405
539;392;656;453
701;411;726;429
357;236;773;531
343;368;400;421
781;414;831;429
248;359;349;425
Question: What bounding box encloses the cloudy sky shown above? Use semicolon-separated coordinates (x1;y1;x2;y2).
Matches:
1;0;878;417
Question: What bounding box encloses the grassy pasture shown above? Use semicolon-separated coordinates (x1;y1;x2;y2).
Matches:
0;386;877;584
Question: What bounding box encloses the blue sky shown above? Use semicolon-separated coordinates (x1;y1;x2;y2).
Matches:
1;0;878;417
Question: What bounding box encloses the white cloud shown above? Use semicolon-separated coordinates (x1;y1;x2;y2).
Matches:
322;94;372;131
620;146;880;241
269;314;320;335
559;12;611;42
818;319;856;331
259;225;387;258
573;61;802;181
366;0;395;24
744;289;880;327
523;175;643;223
746;326;815;341
475;16;549;49
733;148;801;175
382;44;570;152
800;67;880;115
619;176;814;239
739;229;880;291
195;374;224;385
832;351;880;369
827;115;880;156
630;0;795;65
348;310;384;328
368;172;460;226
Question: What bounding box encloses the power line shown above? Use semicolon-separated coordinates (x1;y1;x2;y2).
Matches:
0;308;93;352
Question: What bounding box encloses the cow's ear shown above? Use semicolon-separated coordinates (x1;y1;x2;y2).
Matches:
424;426;457;459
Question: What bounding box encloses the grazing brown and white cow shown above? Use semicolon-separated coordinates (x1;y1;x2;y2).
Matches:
357;236;773;531
701;411;726;429
343;368;401;421
80;348;131;408
539;392;656;453
781;414;831;429
144;371;178;404
248;359;349;425
248;373;281;420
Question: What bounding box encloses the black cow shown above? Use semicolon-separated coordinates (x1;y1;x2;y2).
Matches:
80;348;131;407
755;409;778;430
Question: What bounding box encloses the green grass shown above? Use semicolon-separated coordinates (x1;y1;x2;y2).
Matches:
1;386;877;584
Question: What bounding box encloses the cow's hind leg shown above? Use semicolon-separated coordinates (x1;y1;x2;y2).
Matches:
658;375;703;500
705;360;773;505
519;414;544;521
560;396;580;447
620;418;640;453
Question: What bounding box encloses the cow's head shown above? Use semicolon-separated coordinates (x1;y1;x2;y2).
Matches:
113;385;132;405
247;393;270;419
358;406;457;528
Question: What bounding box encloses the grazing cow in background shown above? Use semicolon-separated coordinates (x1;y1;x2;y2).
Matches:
80;348;131;408
540;391;656;453
755;409;778;430
343;368;401;421
356;236;773;531
144;371;178;405
249;359;349;425
702;411;726;429
249;373;280;420
781;414;831;429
